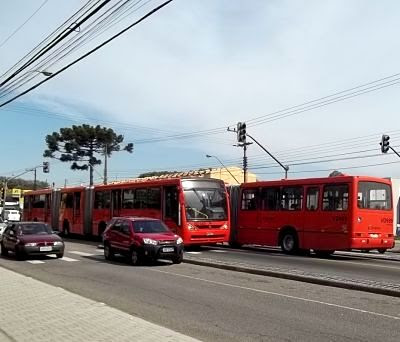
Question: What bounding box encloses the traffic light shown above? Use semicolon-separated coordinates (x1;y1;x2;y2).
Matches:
237;122;247;143
380;135;390;153
43;161;50;173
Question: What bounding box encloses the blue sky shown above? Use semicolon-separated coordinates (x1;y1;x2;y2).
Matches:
1;0;400;187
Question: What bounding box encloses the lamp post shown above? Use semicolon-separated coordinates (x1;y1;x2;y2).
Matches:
206;154;240;184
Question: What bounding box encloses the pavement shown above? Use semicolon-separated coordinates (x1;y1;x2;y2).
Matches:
0;266;199;342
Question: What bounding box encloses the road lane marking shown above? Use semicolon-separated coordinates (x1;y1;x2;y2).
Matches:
149;268;400;321
60;257;79;262
185;252;202;255
208;250;226;253
26;260;45;264
69;251;95;257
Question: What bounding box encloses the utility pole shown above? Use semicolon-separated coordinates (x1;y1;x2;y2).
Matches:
104;145;108;185
33;168;37;190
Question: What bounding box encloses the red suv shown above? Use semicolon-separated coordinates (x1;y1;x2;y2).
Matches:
103;217;184;265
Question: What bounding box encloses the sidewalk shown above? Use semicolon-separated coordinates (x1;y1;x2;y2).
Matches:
0;267;199;342
390;239;400;253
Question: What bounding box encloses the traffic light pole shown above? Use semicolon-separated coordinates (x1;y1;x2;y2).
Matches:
245;133;289;179
389;146;400;158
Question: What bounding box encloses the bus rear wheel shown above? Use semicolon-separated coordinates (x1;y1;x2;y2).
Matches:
280;231;298;254
377;248;387;254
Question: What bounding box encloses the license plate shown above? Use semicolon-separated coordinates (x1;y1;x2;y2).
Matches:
162;247;174;253
369;234;379;238
39;246;52;252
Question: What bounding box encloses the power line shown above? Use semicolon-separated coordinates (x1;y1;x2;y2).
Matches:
0;0;50;49
0;0;174;108
0;0;112;88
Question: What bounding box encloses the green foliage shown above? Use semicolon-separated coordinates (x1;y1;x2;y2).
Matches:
0;177;48;190
138;171;178;178
44;124;133;184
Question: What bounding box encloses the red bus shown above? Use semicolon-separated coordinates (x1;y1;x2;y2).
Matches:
229;175;394;255
23;177;230;246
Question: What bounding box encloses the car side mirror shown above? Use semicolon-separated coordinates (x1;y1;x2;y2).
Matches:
52;230;61;235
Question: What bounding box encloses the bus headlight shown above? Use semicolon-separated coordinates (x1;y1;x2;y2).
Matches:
222;223;228;230
176;237;183;245
188;224;196;231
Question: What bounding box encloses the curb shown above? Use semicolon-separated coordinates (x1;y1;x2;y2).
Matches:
183;258;400;298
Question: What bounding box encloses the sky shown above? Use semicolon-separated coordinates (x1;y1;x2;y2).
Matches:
0;0;400;187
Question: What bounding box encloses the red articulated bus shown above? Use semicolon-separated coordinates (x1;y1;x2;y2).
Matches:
229;175;394;255
23;177;230;246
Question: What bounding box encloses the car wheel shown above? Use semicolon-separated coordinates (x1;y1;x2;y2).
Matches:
280;231;298;254
129;249;140;266
314;250;335;257
0;243;8;256
377;248;387;254
15;248;25;261
172;251;183;264
104;243;114;261
56;252;64;258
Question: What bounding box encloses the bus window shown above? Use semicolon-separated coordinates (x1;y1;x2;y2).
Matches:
323;184;349;211
122;189;134;209
358;182;391;210
24;196;31;209
32;195;45;208
94;191;110;209
148;188;161;209
260;187;279;211
134;189;148;209
281;187;303;211
306;187;319;211
241;189;258;210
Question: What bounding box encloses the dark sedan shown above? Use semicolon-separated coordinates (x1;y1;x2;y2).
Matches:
0;222;64;260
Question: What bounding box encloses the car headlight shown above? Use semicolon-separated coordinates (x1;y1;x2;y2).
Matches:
176;237;183;245
143;238;158;245
25;242;37;247
53;241;64;246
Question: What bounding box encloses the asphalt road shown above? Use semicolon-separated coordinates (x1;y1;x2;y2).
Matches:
1;241;400;342
185;245;400;285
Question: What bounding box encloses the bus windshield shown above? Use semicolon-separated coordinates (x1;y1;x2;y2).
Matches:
358;181;392;210
184;188;227;220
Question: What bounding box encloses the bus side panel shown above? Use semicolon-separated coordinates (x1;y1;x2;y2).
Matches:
93;209;111;236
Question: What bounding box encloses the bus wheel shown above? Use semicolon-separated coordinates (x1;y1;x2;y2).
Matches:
377;248;387;254
280;231;298;254
229;241;242;249
314;250;335;257
62;220;70;236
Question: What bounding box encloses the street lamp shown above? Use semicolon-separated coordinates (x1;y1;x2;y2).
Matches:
206;154;240;184
29;70;53;77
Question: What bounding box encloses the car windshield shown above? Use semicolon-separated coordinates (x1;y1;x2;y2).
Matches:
20;224;52;235
133;220;170;233
184;188;228;221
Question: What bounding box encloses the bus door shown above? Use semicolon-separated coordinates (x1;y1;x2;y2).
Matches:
302;186;323;249
163;186;179;234
319;183;350;250
111;189;121;218
259;187;281;246
73;192;81;225
238;187;260;244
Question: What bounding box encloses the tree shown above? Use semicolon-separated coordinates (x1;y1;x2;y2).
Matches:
0;177;48;190
44;124;133;185
329;170;344;177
